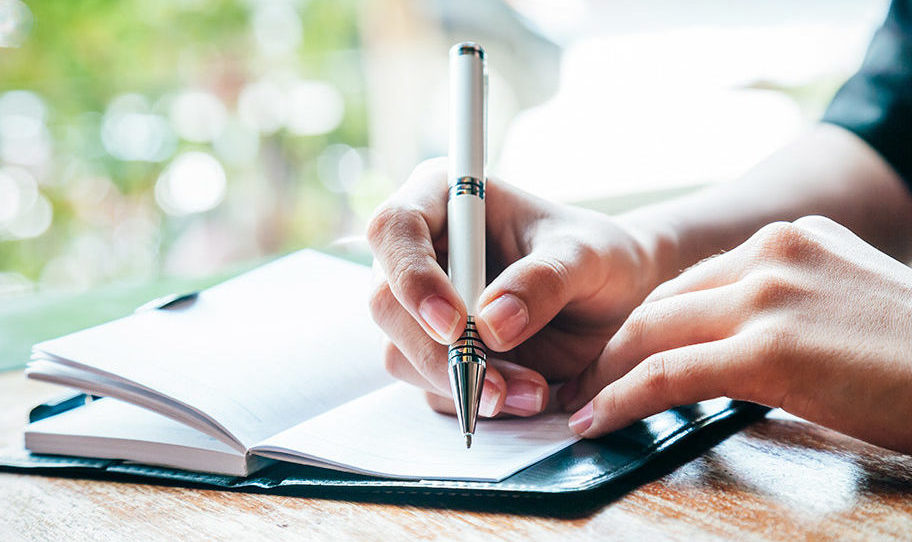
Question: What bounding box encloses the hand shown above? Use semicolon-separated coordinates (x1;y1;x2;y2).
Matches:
560;215;912;453
367;158;662;418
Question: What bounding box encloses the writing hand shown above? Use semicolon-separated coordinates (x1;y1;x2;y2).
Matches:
367;158;661;418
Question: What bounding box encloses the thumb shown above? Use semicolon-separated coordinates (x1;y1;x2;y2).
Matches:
476;246;600;351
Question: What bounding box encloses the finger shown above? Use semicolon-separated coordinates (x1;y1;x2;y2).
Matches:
373;284;506;417
373;281;497;396
569;337;745;438
643;249;743;305
559;282;747;411
646;220;828;304
476;243;604;352
370;278;459;392
367;158;465;344
490;358;549;416
383;341;446;393
382;339;506;417
425;391;457;416
419;359;549;418
386;341;548;417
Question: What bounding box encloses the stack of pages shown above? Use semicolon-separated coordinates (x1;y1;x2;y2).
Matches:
24;250;579;482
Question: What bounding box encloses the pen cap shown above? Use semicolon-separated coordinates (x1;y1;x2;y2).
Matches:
448;42;486;182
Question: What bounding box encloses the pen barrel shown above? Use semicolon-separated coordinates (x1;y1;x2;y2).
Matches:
447;42;487;441
448;43;486;185
447;196;485;312
447;42;487;313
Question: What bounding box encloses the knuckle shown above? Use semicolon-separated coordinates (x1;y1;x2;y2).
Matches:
366;204;396;247
622;303;651;341
793;214;835;230
371;218;440;302
642;283;667;304
743;270;801;310
753;221;819;262
367;204;426;251
368;280;396;324
745;319;796;366
734;324;795;403
569;240;602;270
755;221;795;244
529;254;573;296
639;353;671;401
389;254;440;305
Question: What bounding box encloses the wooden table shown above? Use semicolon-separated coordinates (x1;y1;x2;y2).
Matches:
1;370;911;540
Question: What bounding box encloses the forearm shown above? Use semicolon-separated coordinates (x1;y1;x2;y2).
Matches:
619;123;912;286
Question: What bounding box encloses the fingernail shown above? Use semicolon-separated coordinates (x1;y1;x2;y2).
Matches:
569;402;593;435
504;379;546;416
419;296;461;343
557;379;579;411
480;376;504;417
479;294;529;346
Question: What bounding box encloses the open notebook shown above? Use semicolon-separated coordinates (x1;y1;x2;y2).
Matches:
24;250;579;482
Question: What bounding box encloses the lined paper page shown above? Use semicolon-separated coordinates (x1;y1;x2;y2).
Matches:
252;383;580;482
31;251;394;448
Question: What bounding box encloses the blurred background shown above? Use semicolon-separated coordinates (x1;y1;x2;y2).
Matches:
0;0;892;297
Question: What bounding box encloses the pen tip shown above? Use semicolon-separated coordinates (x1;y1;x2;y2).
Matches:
465;434;472;449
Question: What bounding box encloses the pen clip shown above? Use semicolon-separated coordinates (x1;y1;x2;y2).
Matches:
134;291;199;313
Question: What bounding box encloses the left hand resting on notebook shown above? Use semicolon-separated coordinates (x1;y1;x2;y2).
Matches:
559;215;912;454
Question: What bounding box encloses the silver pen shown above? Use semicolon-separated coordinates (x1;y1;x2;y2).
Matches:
447;42;487;449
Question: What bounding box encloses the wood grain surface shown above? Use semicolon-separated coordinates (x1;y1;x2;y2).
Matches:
1;369;911;541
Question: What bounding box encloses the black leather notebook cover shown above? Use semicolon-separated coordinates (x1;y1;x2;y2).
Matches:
0;397;768;511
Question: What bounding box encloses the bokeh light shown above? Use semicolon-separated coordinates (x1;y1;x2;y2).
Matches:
101;94;176;162
168;91;228;143
317;144;362;193
252;1;302;56
0;166;50;240
2;190;52;240
0;0;32;48
155;151;227;216
0;167;32;223
285;80;345;136
238;80;286;135
0;90;51;166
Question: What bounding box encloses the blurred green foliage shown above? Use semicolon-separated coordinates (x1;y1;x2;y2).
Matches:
0;0;380;292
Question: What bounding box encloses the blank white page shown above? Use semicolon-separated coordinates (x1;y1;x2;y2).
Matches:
31;251;394;449
24;398;264;476
252;383;581;482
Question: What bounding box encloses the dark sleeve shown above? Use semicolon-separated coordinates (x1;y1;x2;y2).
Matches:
822;0;912;188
